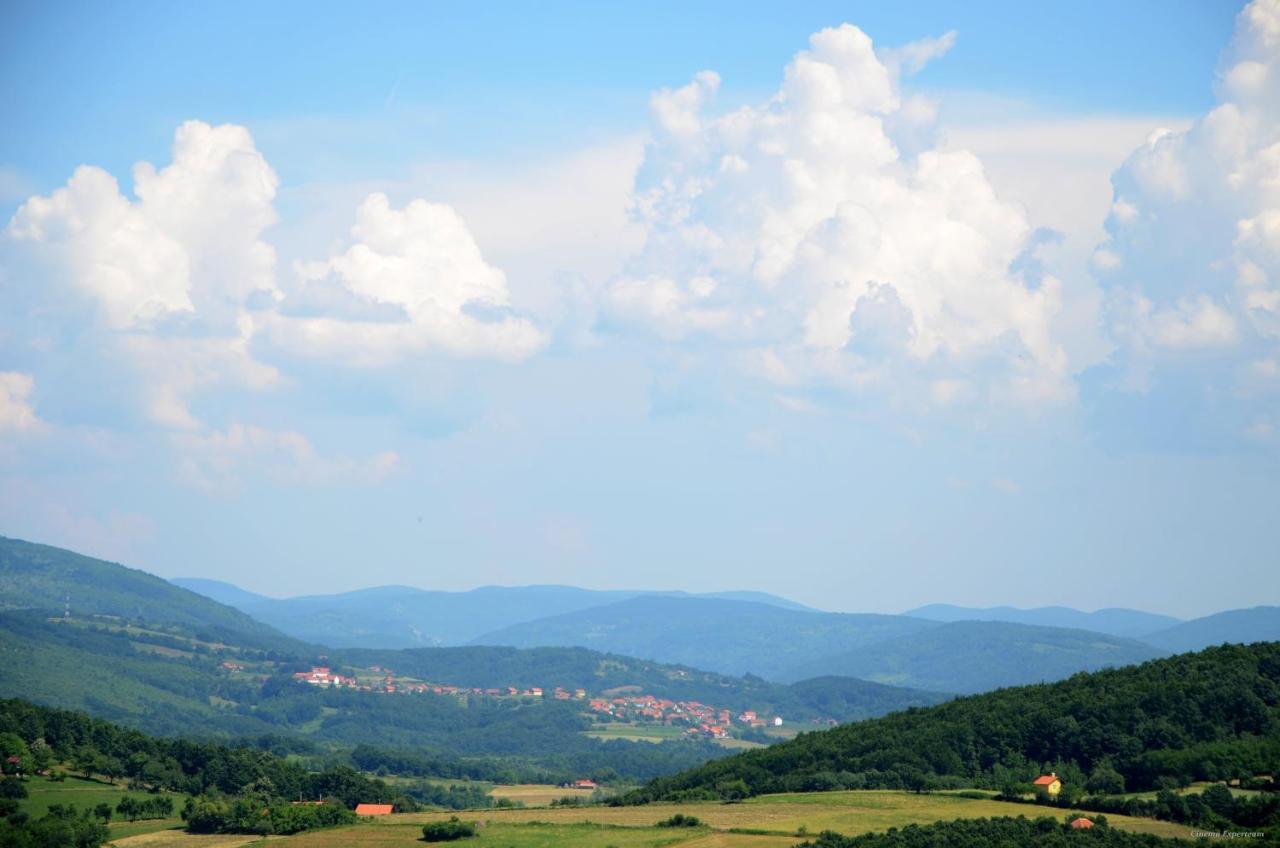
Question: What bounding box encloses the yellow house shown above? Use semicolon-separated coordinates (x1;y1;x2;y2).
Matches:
1034;774;1062;797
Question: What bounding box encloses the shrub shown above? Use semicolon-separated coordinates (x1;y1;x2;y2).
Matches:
0;780;27;800
656;813;702;827
421;816;477;842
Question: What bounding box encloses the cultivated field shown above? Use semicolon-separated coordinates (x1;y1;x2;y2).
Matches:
24;783;1208;847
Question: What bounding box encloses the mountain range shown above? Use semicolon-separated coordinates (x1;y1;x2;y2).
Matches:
170;577;815;649
173;557;1280;692
8;533;1280;704
903;603;1181;638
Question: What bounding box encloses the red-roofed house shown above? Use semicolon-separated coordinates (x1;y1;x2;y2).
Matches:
354;804;394;816
1070;818;1094;830
1033;774;1062;797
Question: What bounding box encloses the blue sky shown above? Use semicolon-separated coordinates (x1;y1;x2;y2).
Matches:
1;1;1277;617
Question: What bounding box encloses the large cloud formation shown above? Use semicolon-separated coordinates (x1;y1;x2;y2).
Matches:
9;121;278;331
1097;0;1280;440
5;121;538;484
265;193;545;365
605;25;1071;407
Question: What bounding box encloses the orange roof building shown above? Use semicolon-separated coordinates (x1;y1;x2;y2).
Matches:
1033;774;1062;797
1070;817;1094;829
354;804;394;816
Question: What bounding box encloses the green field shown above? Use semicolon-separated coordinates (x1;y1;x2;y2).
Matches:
585;724;689;743
98;789;1207;847
389;789;1200;841
14;773;188;843
17;782;1210;847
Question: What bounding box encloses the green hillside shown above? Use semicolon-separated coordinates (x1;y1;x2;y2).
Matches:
338;644;949;721
472;595;940;679
625;642;1280;802
0;536;303;653
780;621;1165;692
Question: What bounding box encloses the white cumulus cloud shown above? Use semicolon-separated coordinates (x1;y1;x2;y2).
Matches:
8;120;279;330
1097;0;1280;408
606;23;1072;408
267;192;546;365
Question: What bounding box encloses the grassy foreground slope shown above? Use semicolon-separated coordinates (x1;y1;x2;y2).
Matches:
625;642;1280;801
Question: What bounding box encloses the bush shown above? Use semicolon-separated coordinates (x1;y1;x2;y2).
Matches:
0;780;27;799
421;816;477;841
656;813;702;827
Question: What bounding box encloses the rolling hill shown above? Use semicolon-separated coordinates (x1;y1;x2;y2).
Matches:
0;536;304;653
904;603;1180;639
625;641;1280;802
780;620;1167;693
0;534;943;781
171;578;816;649
472;595;941;679
1143;605;1280;653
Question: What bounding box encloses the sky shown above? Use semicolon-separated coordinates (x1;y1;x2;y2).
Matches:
1;1;1277;618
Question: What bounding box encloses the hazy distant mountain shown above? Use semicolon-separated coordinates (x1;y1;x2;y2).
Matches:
905;603;1181;639
171;579;816;648
781;620;1167;693
471;595;938;679
170;577;273;609
1143;606;1280;653
697;590;816;612
0;536;302;653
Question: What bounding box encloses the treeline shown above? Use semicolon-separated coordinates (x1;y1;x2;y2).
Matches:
623;643;1280;802
1001;783;1279;833
349;734;731;785
801;816;1197;847
182;794;355;836
0;803;109;848
0;698;399;806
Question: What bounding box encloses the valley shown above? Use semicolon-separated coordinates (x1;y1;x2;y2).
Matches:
2;535;1278;846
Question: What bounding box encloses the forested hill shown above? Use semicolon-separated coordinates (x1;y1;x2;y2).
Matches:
0;536;304;653
778;621;1164;693
623;642;1280;803
335;645;949;720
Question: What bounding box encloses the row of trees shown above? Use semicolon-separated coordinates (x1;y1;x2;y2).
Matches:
801;816;1200;848
181;793;356;836
1000;783;1280;831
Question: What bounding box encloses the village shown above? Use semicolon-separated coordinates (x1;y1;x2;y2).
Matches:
587;693;784;740
233;662;786;741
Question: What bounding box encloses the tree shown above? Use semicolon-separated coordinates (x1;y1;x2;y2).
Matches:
1087;765;1126;796
94;802;113;821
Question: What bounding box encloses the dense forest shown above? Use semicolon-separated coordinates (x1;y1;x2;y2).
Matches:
624;643;1280;803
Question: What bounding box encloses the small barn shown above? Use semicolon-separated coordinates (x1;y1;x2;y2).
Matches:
354;804;394;816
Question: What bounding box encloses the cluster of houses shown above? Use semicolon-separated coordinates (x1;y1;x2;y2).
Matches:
587;694;783;738
281;665;590;701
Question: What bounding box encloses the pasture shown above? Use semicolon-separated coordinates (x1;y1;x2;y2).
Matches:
30;786;1207;848
16;773;186;842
